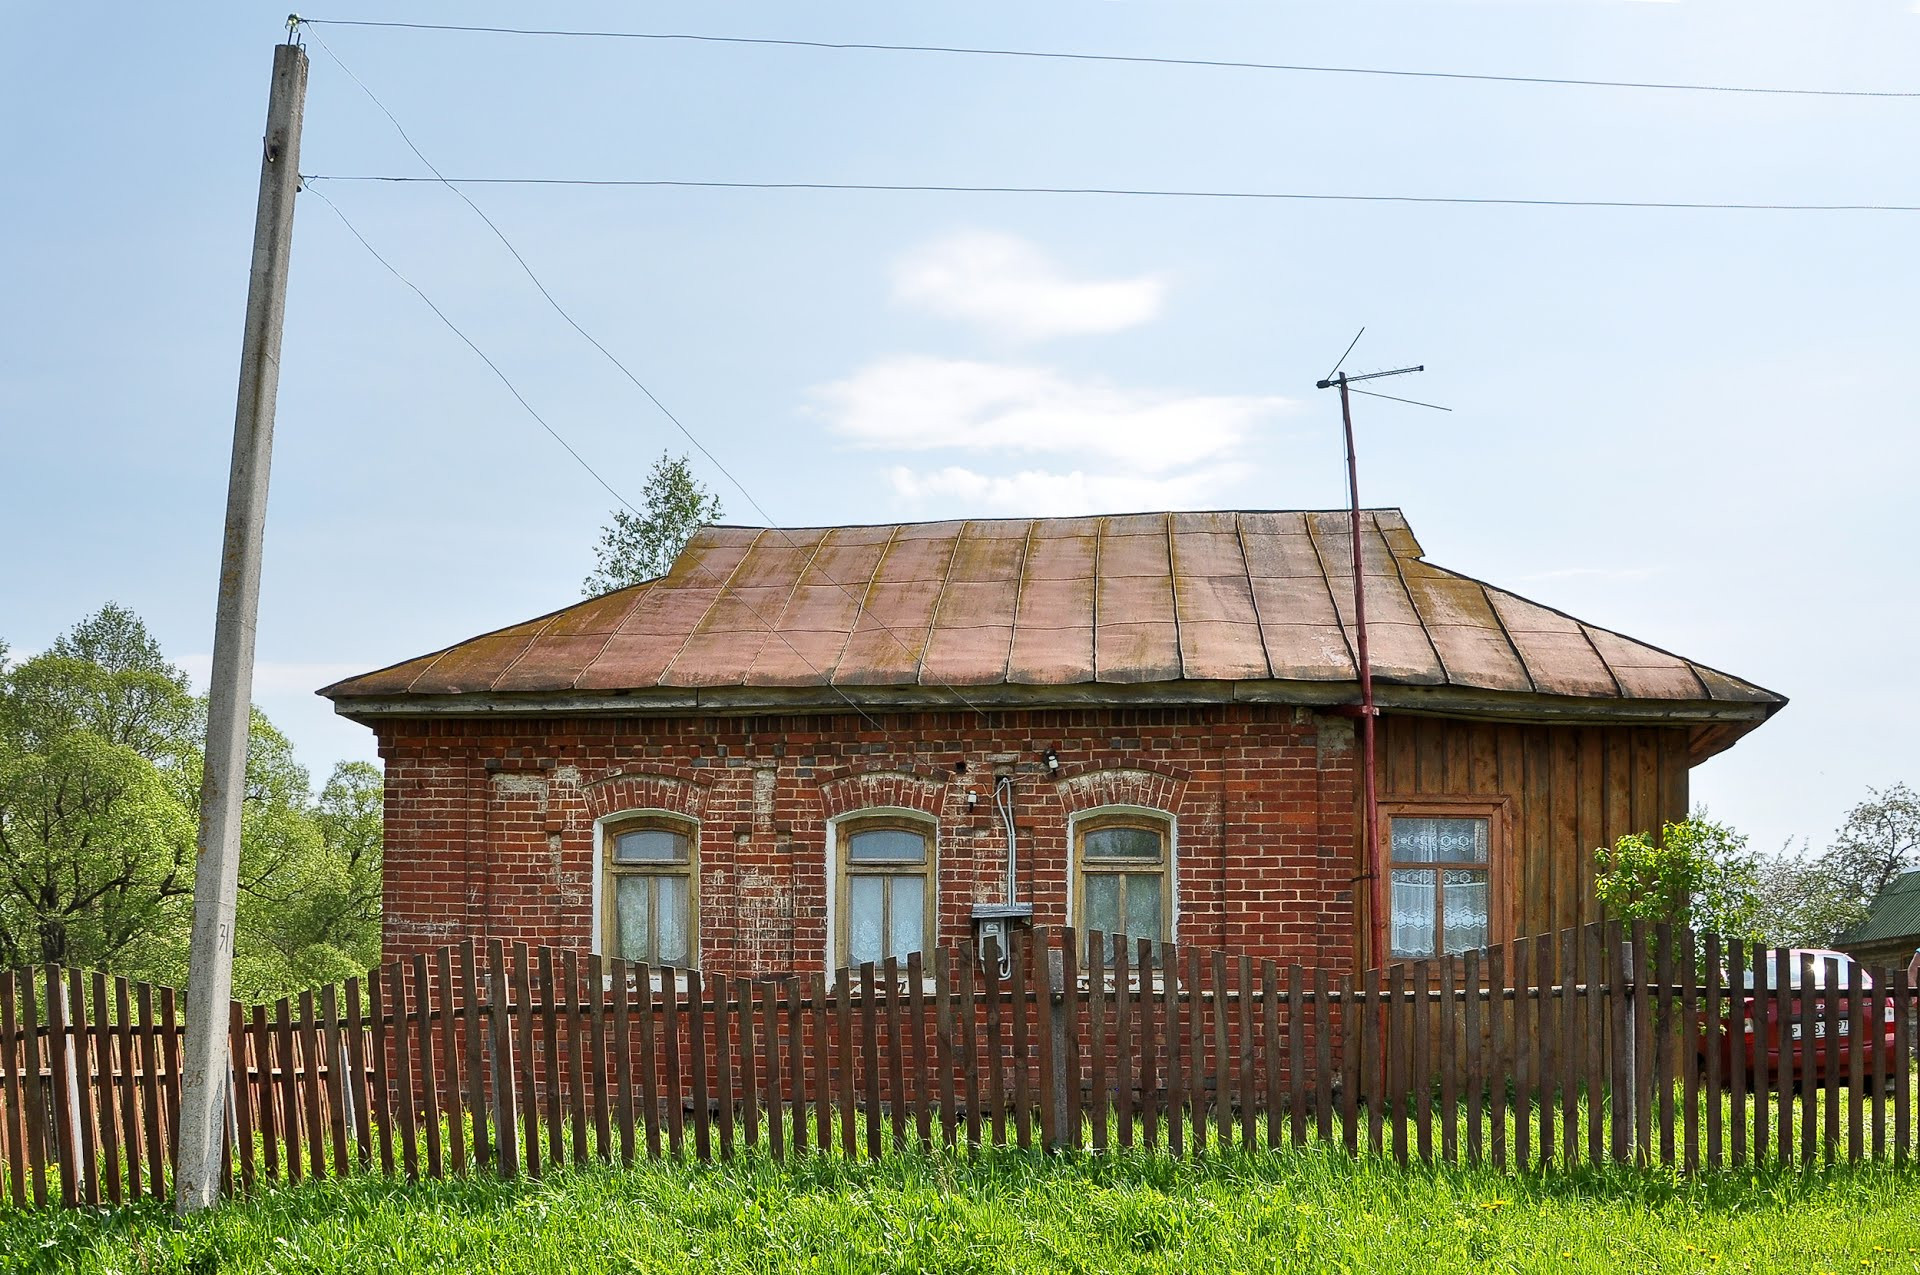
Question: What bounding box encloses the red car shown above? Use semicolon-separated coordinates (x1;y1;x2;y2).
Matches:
1696;948;1899;1089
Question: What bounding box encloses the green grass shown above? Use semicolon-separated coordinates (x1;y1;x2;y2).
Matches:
4;1149;1920;1274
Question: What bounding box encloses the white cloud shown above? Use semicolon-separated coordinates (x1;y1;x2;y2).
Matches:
811;355;1289;473
887;464;1247;516
892;231;1165;340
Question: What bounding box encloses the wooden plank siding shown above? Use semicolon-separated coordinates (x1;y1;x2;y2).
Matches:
1374;717;1689;948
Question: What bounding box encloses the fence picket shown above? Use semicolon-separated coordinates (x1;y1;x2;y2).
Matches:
834;969;856;1158
1680;931;1699;1173
512;946;540;1177
344;977;373;1173
1161;940;1182;1157
409;959;442;1180
1034;938;1059;1153
1363;967;1384;1159
1796;951;1816;1163
935;950;958;1151
1584;924;1605;1167
1009;940;1032;1151
1487;946;1506;1170
1848;961;1865;1164
810;972;832;1154
1344;975;1359;1152
1113;939;1134;1151
738;975;759;1155
983;940;1006;1148
1412;960;1432;1164
1138;939;1162;1151
461;940;491;1167
1387;962;1408;1167
319;984;350;1179
1061;934;1082;1150
485;941;519;1180
113;977;141;1200
1185;946;1205;1156
390;971;420;1181
1211;949;1233;1151
907;952;931;1151
761;978;784;1161
45;968;78;1206
957;951;981;1153
786;976;809;1155
708;969;732;1162
1821;957;1841;1165
1287;963;1306;1148
1773;946;1793;1164
661;966;685;1159
297;989;329;1181
561;949;588;1166
1261;959;1281;1152
1531;937;1551;1167
860;961;883;1158
688;968;715;1163
611;958;635;1166
438;949;467;1175
1560;928;1580;1168
883;956;906;1154
1463;949;1482;1166
0;974;24;1208
1087;938;1108;1154
637;962;661;1161
1724;937;1744;1167
1250;958;1268;1152
273;996;304;1184
1438;960;1457;1165
68;969;100;1206
1894;964;1911;1164
1653;923;1675;1167
1871;965;1889;1162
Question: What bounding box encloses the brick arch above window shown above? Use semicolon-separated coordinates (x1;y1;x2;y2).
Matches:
1054;766;1188;817
817;769;946;821
582;771;710;822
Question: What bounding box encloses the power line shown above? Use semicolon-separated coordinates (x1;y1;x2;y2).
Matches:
300;17;1920;101
306;31;1004;730
300;174;1920;214
305;184;894;731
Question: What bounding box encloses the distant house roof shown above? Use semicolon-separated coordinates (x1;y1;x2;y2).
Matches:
1838;870;1920;949
320;509;1784;759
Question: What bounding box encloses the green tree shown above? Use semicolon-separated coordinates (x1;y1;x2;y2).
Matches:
1594;812;1760;939
0;607;200;969
0;607;385;997
582;451;724;596
1748;784;1919;947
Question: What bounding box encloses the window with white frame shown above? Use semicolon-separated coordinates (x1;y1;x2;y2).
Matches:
1075;812;1172;964
837;815;934;969
602;815;697;968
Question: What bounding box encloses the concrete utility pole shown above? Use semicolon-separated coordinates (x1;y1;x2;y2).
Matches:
175;35;307;1215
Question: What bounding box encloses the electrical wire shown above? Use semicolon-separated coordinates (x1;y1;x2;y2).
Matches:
299;17;1920;101
304;183;890;731
307;30;1005;730
300;175;1920;214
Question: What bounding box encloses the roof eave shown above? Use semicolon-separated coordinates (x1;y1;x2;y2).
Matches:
327;678;1783;760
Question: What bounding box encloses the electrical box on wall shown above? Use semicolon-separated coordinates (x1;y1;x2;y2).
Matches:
969;902;1034;979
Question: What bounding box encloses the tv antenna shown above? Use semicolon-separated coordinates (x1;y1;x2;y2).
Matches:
1314;332;1448;973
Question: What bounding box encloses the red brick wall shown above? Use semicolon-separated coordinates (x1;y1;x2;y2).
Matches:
371;705;1360;980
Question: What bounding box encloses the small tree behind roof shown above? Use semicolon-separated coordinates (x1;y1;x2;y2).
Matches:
583;451;724;596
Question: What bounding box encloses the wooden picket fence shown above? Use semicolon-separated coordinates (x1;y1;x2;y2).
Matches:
2;920;1916;1209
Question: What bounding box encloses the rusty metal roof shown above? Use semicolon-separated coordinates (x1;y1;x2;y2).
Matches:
320;510;1783;755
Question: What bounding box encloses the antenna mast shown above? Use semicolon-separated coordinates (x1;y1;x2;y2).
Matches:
1315;358;1427;973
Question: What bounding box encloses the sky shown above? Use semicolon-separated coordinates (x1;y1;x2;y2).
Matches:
3;1;1917;860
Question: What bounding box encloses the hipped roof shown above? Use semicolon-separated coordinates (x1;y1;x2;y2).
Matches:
321;509;1784;761
1838;871;1920;948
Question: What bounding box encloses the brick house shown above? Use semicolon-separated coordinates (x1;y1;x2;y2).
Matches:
319;509;1783;983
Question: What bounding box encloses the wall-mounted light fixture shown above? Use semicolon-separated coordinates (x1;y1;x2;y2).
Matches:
1043;748;1060;777
965;790;979;812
